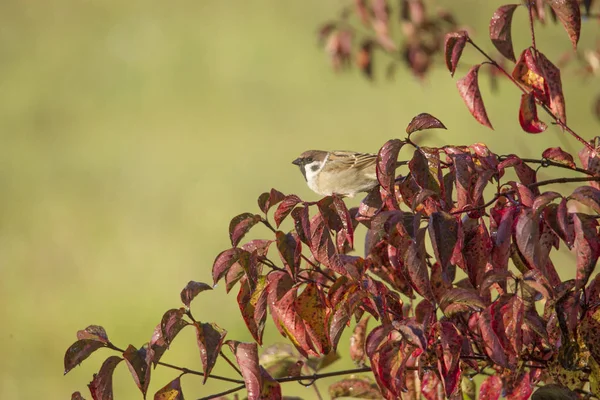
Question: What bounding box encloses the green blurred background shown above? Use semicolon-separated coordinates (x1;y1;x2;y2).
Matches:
1;0;598;398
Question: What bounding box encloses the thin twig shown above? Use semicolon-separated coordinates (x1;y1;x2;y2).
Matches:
155;361;244;384
276;366;374;383
526;1;537;50
527;175;600;190
198;384;246;400
466;38;595;152
220;351;243;377
503;156;595;176
106;342;245;384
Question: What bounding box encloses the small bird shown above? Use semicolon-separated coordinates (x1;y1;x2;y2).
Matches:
292;150;406;197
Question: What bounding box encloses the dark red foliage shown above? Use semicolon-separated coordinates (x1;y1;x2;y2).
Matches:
64;2;600;398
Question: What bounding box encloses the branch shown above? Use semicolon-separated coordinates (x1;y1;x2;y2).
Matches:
466;38;595;152
106;342;245;384
198;384;246;400
220;350;243;377
527;175;600;190
526;0;537;50
499;156;596;176
276;366;373;383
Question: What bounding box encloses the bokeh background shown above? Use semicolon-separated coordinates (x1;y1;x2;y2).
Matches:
1;0;598;398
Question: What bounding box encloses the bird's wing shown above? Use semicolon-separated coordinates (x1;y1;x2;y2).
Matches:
328;151;378;170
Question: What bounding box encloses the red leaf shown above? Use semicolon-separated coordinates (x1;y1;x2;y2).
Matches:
376;139;404;193
489;4;519;62
444;31;469;77
542;147;576;168
180;281;212;308
463;219;493;287
194;322;227;383
515;209;539;270
457;64;493;129
478;306;509;368
366;326;407;398
545;0;581;49
421;370;444;400
76;326;109;344
309;212;346;276
266;271;294;330
428;211;458;271
538;52;567;123
502;296;524;359
229;213;262;247
409;149;440;194
149;324;168;368
532;191;562;216
569;186;600;214
435;321;462;397
271;286;317;357
440;287;486;317
274;195;302;227
154;376;184;400
276;231;301;277
291;205;311;245
64;340;107;375
406;113;447;134
230;342;278;399
238;276;268;345
491;205;515;272
257;189;286;214
452;153;473;209
519;92;547;133
333;195;355;249
522;269;555;301
513;48;545;94
573;214;600;289
257;366;283;399
122;344;153;397
213;248;242;285
295;283;331;355
224;250;254;293
160;308;190;347
557;198;574;247
506;370;533;400
404;228;435;302
71;392;85;400
87;356;123;400
393;318;427;350
479;374;502;400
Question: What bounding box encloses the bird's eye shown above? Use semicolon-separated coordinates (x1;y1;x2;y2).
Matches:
305;157;313;163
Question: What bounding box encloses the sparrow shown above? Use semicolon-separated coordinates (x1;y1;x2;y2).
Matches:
292;150;407;197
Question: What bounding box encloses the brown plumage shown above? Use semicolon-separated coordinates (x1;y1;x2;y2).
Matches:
292;150;406;197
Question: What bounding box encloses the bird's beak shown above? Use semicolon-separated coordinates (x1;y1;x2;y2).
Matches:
292;158;302;166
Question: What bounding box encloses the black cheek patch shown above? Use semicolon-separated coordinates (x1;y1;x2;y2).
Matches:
310;165;320;172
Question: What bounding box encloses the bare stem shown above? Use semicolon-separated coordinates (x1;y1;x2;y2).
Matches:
501;156;596;176
527;175;600;190
526;1;537;50
198;384;246;400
